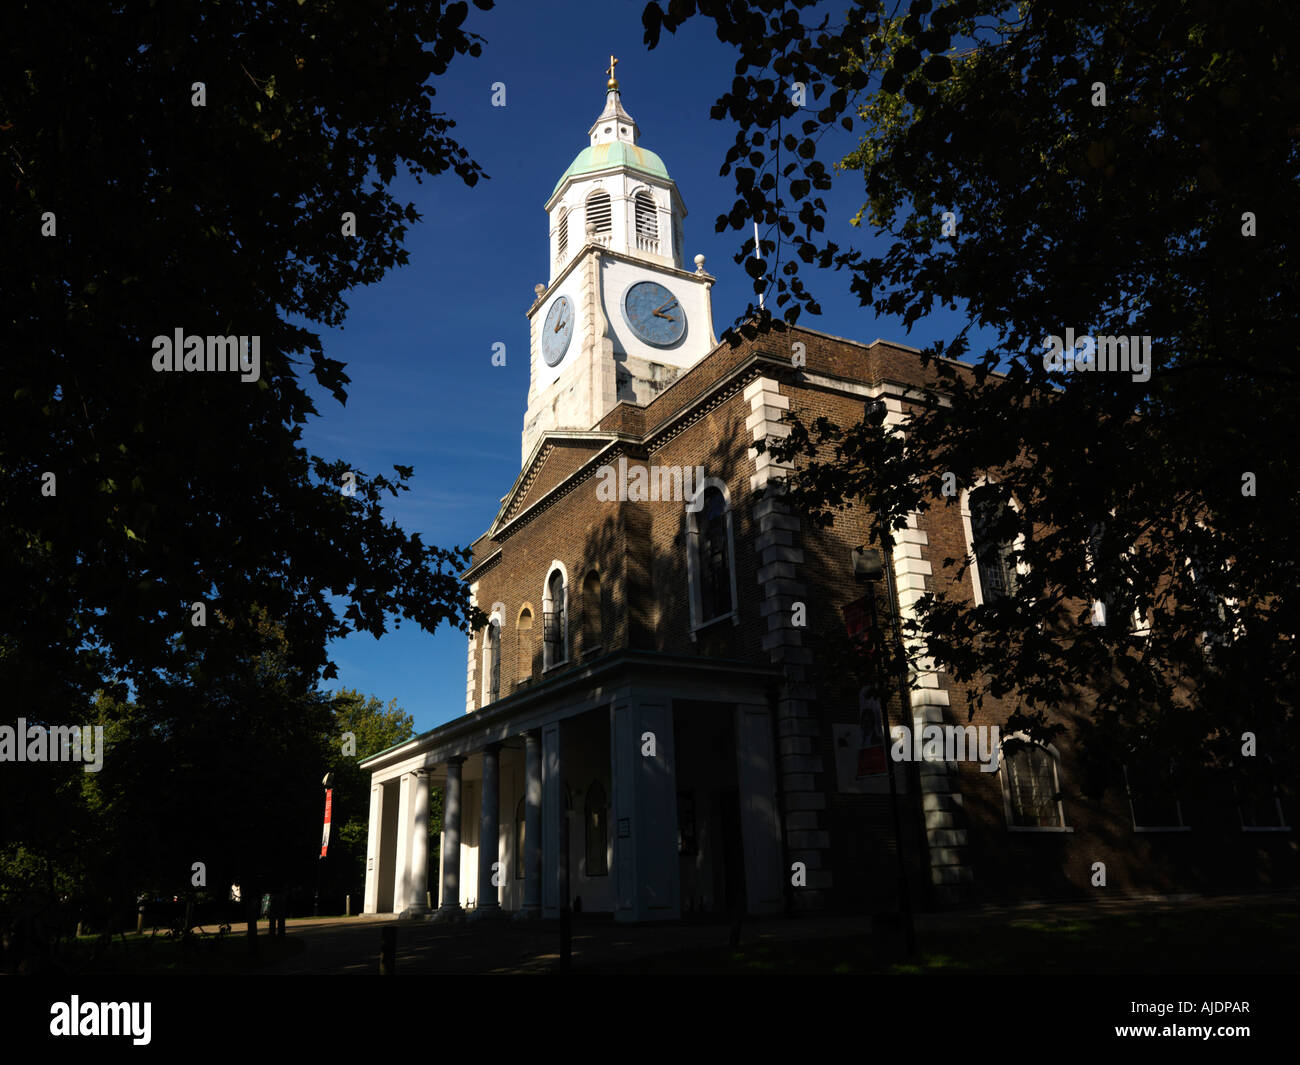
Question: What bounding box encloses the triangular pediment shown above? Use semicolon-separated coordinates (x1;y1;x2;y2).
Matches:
491;432;625;535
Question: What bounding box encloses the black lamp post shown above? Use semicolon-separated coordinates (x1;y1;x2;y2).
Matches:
853;543;918;956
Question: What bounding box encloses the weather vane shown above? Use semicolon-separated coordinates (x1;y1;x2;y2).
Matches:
607;54;619;89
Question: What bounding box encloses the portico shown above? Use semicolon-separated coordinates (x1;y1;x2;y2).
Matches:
361;651;785;922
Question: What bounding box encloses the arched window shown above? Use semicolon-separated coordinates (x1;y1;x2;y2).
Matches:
555;208;569;264
517;605;534;682
1186;542;1237;656
1236;755;1289;830
999;737;1068;829
1124;762;1187;831
696;486;734;622
582;570;602;651
966;484;1019;604
1087;520;1137;632
543;567;567;668
585;780;608;876
586;190;611;236
633;190;658;252
482;618;501;703
514;797;526;879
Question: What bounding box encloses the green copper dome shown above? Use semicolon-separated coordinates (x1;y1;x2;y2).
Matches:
551;142;671;198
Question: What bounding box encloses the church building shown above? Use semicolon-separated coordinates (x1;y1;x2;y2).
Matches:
360;64;1294;923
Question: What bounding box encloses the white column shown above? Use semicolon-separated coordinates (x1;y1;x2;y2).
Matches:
520;731;542;918
404;771;431;916
542;722;566;918
475;744;503;917
392;773;413;914
363;783;384;914
435;757;464;919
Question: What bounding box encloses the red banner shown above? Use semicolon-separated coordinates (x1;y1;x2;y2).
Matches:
846;594;887;775
320;788;333;857
856;687;888;776
843;595;870;640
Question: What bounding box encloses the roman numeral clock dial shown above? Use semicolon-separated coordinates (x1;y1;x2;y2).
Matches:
542;295;573;366
622;280;686;347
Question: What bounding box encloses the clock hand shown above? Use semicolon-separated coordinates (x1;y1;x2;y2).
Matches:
652;309;676;320
554;317;567;333
653;299;678;315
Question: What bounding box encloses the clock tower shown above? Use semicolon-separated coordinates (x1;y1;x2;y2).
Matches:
521;58;717;465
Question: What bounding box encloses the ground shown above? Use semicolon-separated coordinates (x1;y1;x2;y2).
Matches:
55;891;1299;974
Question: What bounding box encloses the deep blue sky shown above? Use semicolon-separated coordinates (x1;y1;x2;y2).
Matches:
302;0;970;733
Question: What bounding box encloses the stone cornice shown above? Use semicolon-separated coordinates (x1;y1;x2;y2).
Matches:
359;649;782;772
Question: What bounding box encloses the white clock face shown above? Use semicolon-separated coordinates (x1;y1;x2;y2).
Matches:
542;296;574;367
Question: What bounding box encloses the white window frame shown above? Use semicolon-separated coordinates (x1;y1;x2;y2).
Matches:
542;562;569;670
999;732;1073;832
1123;763;1190;832
1185;554;1243;657
585;189;612;236
685;477;740;637
480;603;505;706
555;207;569;266
631;187;658;240
1237;756;1290;833
960;478;1028;607
1086;518;1147;635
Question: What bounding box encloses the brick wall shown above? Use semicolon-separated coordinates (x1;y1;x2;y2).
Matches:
459;318;1296;906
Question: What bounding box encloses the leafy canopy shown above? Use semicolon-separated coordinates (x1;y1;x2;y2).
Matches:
644;0;1298;788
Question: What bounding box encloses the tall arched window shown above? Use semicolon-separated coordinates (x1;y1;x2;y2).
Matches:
633;190;658;252
968;484;1019;604
582;570;602;652
1000;738;1068;829
514;797;526;879
1187;546;1235;654
555;208;569;265
543;567;567;668
482;618;501;703
1087;520;1136;632
517;605;534;682
586;190;611;236
585;780;608;876
698;486;733;621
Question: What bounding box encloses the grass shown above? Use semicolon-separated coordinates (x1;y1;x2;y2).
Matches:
586;900;1299;974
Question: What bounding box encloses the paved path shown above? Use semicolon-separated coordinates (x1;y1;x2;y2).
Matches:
254;911;864;975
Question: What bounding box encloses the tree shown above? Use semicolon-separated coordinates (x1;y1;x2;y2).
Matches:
2;0;493;727
643;0;1297;795
2;1;495;950
325;688;415;908
1;608;343;969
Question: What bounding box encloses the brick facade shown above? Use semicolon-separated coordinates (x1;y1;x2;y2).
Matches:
458;318;1295;911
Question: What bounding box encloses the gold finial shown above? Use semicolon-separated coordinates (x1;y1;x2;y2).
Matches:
607;54;619;90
